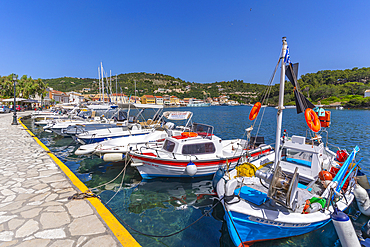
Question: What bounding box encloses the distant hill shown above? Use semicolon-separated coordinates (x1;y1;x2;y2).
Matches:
42;67;370;106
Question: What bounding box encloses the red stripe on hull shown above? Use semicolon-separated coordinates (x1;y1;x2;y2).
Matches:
130;154;241;167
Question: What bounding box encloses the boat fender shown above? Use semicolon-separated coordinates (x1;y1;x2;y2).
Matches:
357;170;370;190
331;209;361;247
185;161;197;176
102;153;125;162
353;184;370;216
212;168;225;190
362;219;370;239
224;179;238;203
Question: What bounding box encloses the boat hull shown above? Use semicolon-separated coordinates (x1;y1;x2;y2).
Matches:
224;210;330;247
130;154;242;179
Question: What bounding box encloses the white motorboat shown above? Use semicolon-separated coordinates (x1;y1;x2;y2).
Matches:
129;121;274;179
75;103;164;144
74;110;195;158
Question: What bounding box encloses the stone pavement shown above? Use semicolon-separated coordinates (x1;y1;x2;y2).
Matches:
0;112;139;247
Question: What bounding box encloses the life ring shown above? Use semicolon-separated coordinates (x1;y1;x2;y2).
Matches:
304;108;320;132
181;132;198;138
249;102;262;121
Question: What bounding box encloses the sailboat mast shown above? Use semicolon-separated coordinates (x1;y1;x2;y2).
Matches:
274;37;288;167
98;66;101;102
101;62;105;103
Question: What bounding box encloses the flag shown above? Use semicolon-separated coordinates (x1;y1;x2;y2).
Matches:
284;46;291;64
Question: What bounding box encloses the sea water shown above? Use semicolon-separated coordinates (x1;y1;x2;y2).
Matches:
24;106;370;247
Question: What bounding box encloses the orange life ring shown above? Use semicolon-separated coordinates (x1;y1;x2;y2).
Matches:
305;108;320;132
249;102;262;121
181;132;198;138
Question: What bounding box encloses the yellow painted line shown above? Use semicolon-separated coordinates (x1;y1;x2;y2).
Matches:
19;117;140;247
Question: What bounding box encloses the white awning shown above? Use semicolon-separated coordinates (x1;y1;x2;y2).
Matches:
1;98;27;102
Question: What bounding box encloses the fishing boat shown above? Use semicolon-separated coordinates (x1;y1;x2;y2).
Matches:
129;120;274;179
214;37;361;246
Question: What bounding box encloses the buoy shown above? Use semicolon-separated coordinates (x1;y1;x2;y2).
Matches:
336;149;348;162
185;161;197;176
331;208;360;247
353;184;370;216
357;170;370;190
102;153;125;162
319;171;333;181
212;168;225;190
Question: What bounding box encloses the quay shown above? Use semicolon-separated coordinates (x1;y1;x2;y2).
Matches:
0;112;140;247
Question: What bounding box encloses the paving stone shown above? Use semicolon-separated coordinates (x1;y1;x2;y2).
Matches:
45;194;59;202
0;200;25;211
16;239;50;247
20;207;43;218
66;200;93;218
82;235;117;247
49;239;75;247
0;215;17;224
40;212;70;229
8;218;25;230
30;192;51;202
15;219;39;238
0;240;18;246
69;215;106;236
32;183;48;190
40;175;68;184
1;188;15;196
0;231;14;241
76;236;88;247
3;195;16;203
34;228;66;239
45;205;65;212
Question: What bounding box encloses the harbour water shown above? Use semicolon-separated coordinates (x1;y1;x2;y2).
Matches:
23;106;370;247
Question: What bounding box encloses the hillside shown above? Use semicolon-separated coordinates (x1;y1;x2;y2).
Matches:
42;67;370;106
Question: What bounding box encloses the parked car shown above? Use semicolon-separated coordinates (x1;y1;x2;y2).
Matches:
0;105;11;113
10;105;25;112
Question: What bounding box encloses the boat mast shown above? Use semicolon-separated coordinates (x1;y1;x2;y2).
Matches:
101;62;105;103
274;37;288;167
98;66;101;102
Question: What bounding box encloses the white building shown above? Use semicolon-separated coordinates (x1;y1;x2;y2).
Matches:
68;91;85;104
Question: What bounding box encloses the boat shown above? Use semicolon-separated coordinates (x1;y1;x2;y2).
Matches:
187;99;211;107
128;120;274;179
75;103;163;144
214;37;361;246
43;107;125;136
74;111;194;157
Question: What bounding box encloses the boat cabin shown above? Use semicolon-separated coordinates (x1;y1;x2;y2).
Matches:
160;123;225;158
279;135;325;183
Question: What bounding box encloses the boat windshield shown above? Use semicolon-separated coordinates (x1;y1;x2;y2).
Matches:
182;143;216;155
191;123;213;139
281;148;313;167
163;140;176;152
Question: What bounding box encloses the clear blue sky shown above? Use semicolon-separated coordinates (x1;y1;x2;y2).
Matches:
1;1;369;85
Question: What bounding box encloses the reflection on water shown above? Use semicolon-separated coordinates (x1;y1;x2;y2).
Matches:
23;106;370;247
